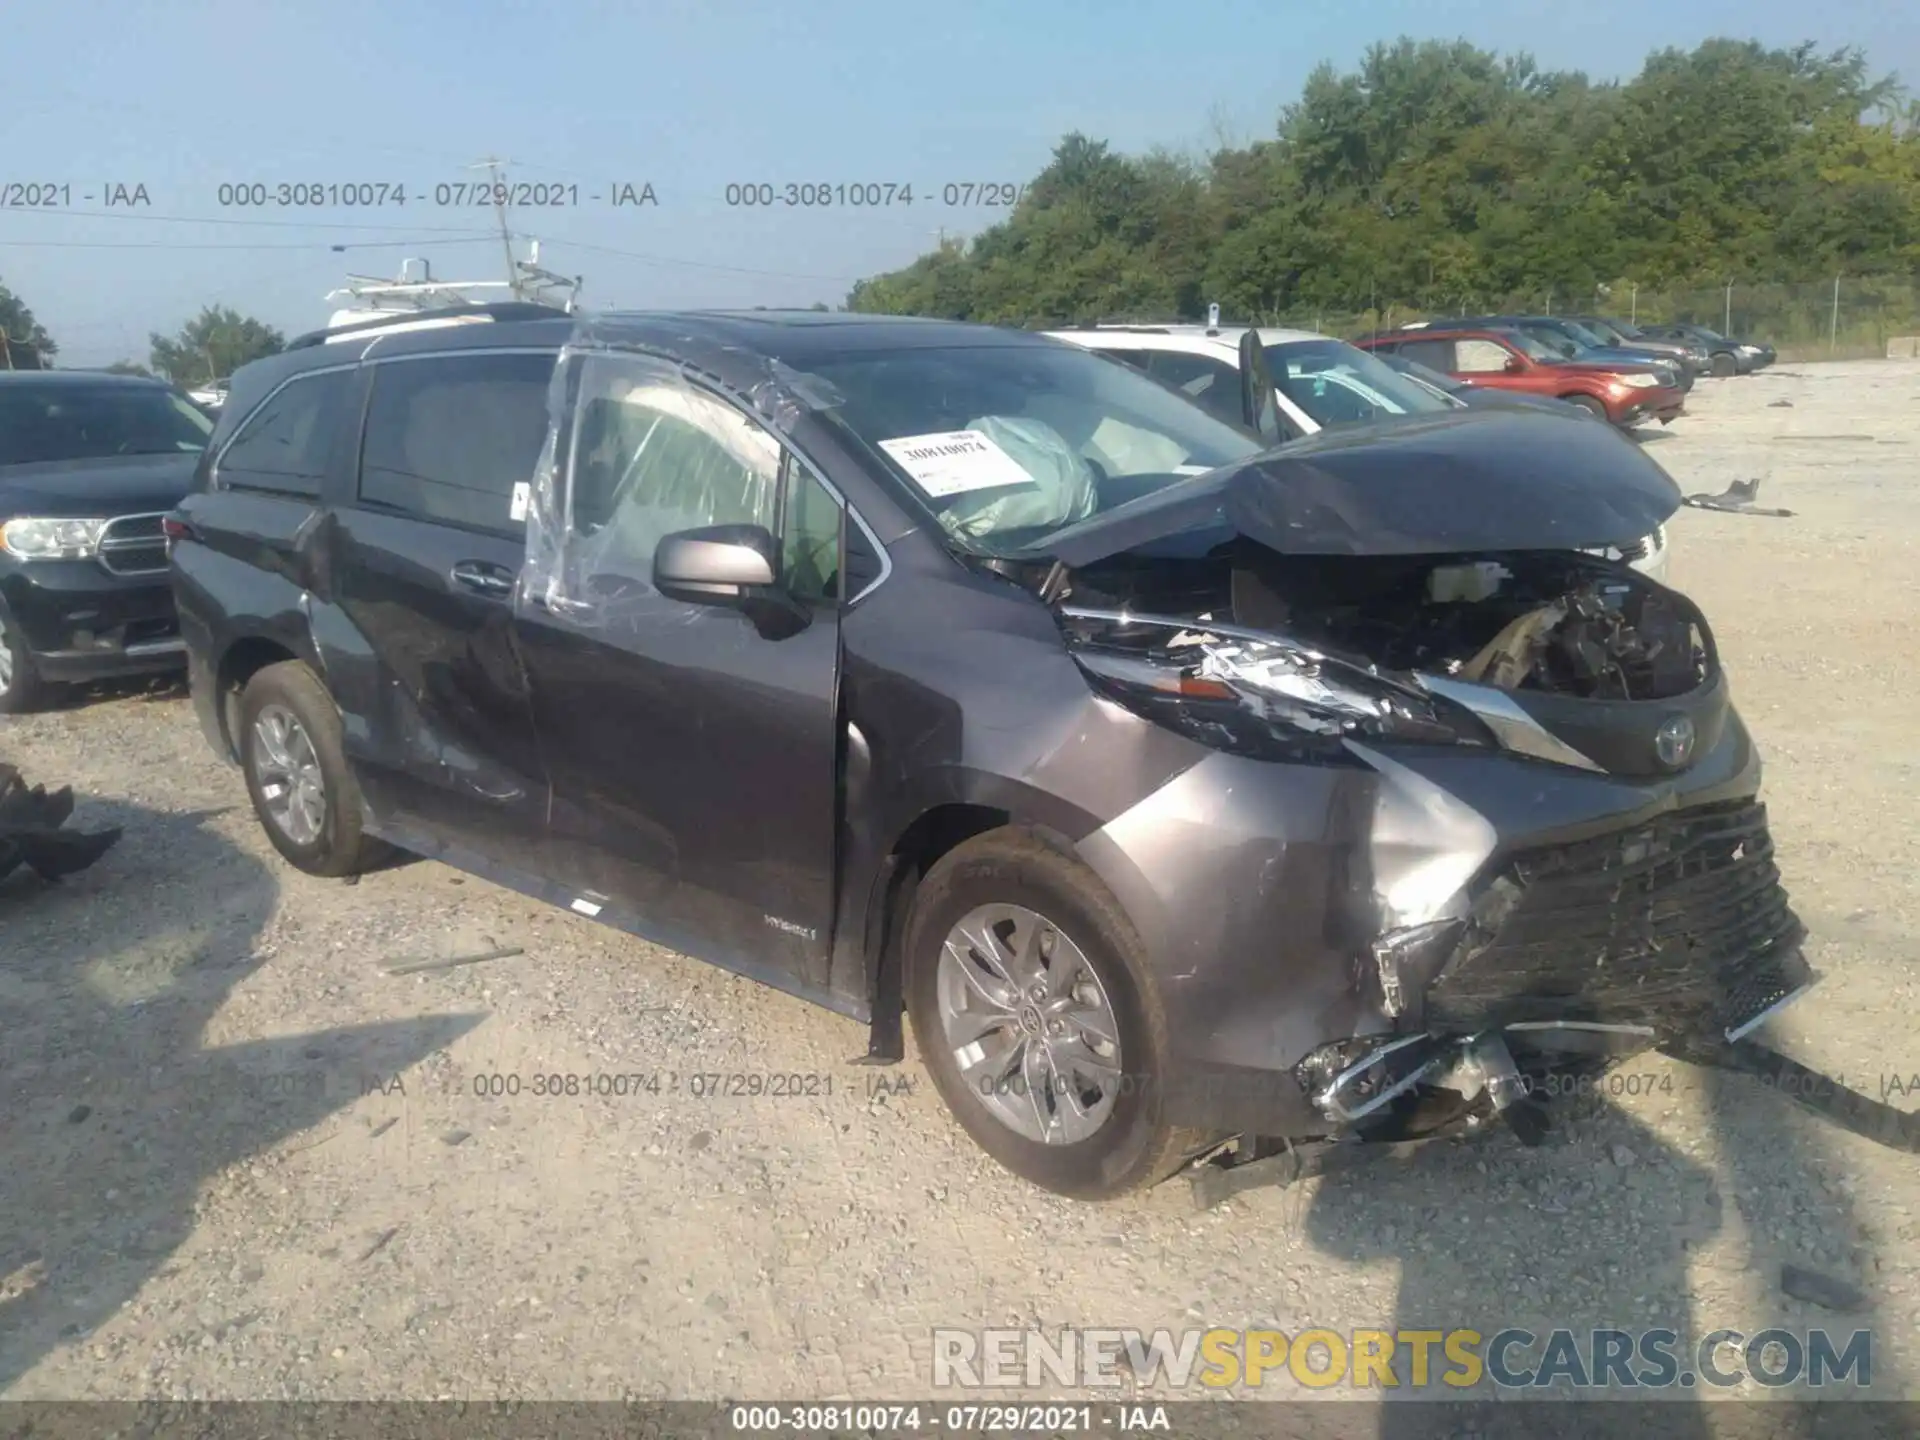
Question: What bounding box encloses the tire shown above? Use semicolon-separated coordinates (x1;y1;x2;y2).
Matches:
1710;352;1738;378
1565;394;1610;422
0;600;58;715
905;827;1212;1199
237;660;388;877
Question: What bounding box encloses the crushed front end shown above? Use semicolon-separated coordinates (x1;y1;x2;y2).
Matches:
1048;541;1820;1159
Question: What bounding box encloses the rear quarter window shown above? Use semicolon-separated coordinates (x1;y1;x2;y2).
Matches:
213;368;354;497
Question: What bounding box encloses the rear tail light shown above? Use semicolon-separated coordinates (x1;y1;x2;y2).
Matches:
160;515;196;552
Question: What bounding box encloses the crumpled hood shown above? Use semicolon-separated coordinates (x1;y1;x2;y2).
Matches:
1032;409;1684;566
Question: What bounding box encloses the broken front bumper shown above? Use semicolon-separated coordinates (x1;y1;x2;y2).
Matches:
1075;700;1813;1141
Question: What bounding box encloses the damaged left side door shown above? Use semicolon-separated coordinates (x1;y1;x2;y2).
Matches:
511;352;845;993
323;348;560;866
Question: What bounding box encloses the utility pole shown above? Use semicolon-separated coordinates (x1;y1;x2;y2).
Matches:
1830;274;1841;355
1724;280;1733;336
474;157;523;300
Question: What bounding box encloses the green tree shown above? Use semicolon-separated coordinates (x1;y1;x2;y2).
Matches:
149;305;285;385
103;360;153;376
0;280;57;367
844;36;1920;330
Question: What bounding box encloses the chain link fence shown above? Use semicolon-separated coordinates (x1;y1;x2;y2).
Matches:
1257;275;1920;361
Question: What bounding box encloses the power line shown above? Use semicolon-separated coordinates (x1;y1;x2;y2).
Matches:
1;206;502;236
6;205;858;282
0;237;503;252
521;232;856;284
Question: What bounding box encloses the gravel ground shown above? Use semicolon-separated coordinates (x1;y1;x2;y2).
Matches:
2;361;1918;1404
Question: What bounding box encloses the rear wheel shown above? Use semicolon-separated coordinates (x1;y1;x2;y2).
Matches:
1565;394;1609;422
905;827;1211;1199
0;602;58;715
1710;352;1738;378
237;661;389;877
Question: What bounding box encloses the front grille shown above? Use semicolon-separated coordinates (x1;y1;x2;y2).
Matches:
97;513;169;576
1424;800;1807;1035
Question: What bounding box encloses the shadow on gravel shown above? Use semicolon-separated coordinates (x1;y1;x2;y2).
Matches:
1303;1106;1717;1435
39;672;190;713
1300;1049;1895;1436
0;797;481;1394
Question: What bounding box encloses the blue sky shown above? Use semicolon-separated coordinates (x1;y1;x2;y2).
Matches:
4;0;1913;367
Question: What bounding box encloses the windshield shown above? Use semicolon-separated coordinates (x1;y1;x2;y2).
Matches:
806;342;1262;554
1503;328;1566;362
1519;323;1584;359
0;383;214;466
1581;318;1628;344
1263;338;1456;428
1555;320;1612;349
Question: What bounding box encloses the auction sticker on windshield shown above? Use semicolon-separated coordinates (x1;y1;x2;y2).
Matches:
878;430;1035;498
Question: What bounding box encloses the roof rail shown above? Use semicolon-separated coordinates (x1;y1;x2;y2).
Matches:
287;301;574;351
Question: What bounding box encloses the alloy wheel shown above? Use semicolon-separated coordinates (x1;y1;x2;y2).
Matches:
250;703;327;845
935;903;1124;1146
0;611;13;694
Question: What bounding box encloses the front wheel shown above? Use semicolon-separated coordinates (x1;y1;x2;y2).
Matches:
1565;394;1610;423
905;828;1212;1199
1710;352;1738;378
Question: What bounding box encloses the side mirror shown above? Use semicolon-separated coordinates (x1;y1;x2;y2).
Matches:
653;523;779;604
652;523;810;639
1236;329;1284;445
1504;356;1526;374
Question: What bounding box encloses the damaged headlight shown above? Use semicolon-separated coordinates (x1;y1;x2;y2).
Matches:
1065;609;1497;759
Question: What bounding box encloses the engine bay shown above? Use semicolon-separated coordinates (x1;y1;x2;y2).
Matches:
1056;540;1713;703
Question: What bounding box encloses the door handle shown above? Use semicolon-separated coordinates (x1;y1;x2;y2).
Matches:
450;561;517;599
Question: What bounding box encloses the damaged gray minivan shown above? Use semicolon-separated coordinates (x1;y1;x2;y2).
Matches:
174;310;1847;1201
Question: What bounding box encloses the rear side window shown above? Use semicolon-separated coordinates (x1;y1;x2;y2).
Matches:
1454;339;1513;374
217;369;352;497
357;351;558;534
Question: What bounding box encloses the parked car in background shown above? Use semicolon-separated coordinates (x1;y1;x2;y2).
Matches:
1370;350;1596;418
172;307;1797;1200
1062;323;1669;581
0;371;211;711
1398;316;1693;390
1631;322;1775;377
1568;316;1710;374
1357;327;1687;432
1045;324;1458;440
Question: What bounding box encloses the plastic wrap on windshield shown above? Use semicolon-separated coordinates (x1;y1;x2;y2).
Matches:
520;339;783;627
932;414;1099;544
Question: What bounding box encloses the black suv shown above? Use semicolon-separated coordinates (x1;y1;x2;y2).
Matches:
171;307;1816;1199
0;370;214;712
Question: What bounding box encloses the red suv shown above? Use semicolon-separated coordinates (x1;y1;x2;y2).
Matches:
1356;327;1685;430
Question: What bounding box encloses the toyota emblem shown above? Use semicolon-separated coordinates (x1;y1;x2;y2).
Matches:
1654;714;1696;769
